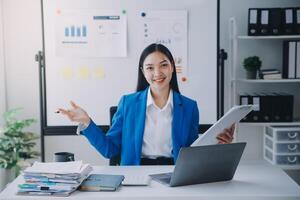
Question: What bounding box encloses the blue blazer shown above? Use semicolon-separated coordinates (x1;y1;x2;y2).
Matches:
82;88;199;165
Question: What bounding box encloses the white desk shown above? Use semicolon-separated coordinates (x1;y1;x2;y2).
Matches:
0;161;299;200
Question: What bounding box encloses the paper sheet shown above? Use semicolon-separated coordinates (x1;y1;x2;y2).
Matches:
24;161;85;174
139;10;188;82
55;9;127;57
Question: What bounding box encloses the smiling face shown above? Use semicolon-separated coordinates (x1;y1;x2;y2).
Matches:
142;51;174;93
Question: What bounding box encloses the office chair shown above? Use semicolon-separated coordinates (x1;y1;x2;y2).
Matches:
109;106;121;166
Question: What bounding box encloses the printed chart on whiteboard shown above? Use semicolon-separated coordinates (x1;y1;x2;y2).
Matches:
55;9;127;57
139;10;188;83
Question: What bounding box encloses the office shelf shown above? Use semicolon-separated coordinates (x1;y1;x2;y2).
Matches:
229;16;300;170
229;17;300;113
239;121;300;126
238;35;300;40
232;79;300;83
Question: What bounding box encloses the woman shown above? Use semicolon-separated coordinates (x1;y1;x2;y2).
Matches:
59;43;234;165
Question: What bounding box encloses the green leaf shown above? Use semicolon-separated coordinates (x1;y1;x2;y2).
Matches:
0;108;39;169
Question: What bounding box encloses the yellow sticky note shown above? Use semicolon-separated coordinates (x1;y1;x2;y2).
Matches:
94;67;105;79
61;67;73;80
79;67;90;79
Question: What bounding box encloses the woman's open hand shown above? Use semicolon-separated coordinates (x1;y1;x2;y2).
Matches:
216;124;235;144
58;101;90;126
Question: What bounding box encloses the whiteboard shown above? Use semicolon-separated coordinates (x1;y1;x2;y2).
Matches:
42;0;219;127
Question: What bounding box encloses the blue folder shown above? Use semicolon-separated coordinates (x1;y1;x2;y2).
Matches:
79;174;124;191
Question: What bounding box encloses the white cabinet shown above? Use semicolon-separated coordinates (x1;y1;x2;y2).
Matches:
229;17;300;126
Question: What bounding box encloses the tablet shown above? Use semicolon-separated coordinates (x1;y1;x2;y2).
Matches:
191;105;253;146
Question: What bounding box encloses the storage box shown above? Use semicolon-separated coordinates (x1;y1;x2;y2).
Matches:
264;126;300;167
265;136;300;153
265;126;300;141
264;148;300;165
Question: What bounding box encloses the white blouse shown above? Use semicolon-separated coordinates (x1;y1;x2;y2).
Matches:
141;89;173;158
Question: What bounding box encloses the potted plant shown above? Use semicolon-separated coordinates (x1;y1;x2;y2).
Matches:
0;108;39;190
243;56;262;79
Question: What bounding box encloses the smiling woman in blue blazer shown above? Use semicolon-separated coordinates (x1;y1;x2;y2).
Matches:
59;43;234;165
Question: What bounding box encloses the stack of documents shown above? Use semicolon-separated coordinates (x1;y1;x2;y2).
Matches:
17;161;92;196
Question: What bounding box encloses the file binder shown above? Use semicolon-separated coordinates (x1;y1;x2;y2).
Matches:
248;8;259;36
277;92;294;122
259;9;270;35
240;93;251;122
259;93;271;122
297;41;300;79
251;94;261;122
271;93;283;122
269;8;283;35
296;8;300;34
289;41;296;78
283;41;296;79
283;41;288;78
282;8;295;35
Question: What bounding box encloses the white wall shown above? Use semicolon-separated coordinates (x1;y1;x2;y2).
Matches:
220;0;300;160
1;0;300;164
1;0;42;152
0;0;7;126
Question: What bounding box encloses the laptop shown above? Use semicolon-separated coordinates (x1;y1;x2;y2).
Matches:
149;142;246;187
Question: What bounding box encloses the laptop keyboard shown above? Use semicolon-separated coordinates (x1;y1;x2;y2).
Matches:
149;172;173;184
159;176;171;183
122;175;150;186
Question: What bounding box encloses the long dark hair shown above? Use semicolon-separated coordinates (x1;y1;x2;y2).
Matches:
136;43;180;93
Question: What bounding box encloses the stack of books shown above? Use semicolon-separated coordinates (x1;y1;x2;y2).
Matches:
259;69;282;80
17;161;92;196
